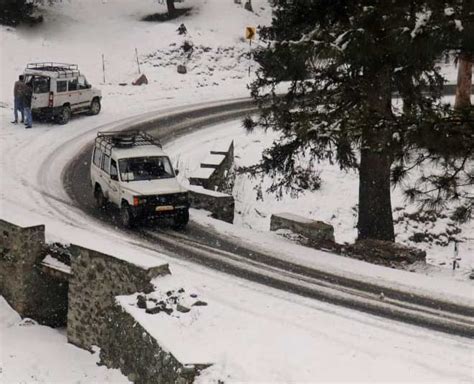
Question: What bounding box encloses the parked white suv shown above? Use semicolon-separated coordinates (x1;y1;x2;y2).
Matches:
90;131;190;228
23;62;102;124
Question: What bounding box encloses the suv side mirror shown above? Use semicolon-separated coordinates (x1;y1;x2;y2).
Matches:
175;169;179;176
111;174;118;181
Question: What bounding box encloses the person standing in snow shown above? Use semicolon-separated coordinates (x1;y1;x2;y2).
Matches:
23;81;33;129
12;75;26;124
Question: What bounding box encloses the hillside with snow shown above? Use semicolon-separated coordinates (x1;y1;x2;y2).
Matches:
0;1;473;383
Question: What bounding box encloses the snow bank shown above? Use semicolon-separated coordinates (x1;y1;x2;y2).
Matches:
0;296;129;383
116;272;474;383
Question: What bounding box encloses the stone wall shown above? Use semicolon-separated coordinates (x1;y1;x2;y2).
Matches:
189;141;234;193
0;219;68;326
270;213;335;245
101;303;205;384
67;245;170;351
188;186;234;223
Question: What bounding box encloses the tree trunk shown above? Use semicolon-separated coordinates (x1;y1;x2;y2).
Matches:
358;139;395;241
454;54;472;110
357;69;395;242
166;0;176;17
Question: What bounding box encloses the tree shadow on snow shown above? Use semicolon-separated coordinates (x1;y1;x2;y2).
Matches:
141;8;192;22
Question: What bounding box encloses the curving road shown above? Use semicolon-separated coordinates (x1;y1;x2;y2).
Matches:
64;98;474;338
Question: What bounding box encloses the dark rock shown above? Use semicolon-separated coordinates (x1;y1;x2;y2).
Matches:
132;74;148;86
177;304;190;313
192;300;207;307
162;307;174;315
137;295;147;309
146;306;162;315
177;65;187;74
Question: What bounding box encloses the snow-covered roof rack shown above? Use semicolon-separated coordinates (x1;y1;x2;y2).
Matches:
96;131;163;156
25;62;80;78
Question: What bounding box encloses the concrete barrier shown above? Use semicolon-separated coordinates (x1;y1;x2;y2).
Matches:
270;212;335;244
188;185;234;224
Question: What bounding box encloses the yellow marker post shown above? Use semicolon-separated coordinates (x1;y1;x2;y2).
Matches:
245;27;256;76
245;27;256;41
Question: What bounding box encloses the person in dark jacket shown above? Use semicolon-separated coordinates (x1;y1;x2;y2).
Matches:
12;75;26;124
23;81;33;129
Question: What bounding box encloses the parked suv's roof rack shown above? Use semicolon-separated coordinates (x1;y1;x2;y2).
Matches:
96;131;163;156
25;62;80;78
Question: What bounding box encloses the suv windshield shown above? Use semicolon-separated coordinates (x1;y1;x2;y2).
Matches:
118;156;174;181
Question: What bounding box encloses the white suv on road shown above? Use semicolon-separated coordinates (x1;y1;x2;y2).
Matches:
90;131;190;228
23;62;102;124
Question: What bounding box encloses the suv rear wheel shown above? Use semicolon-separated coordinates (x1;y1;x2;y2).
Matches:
89;98;101;115
94;185;106;209
120;202;135;228
57;105;71;124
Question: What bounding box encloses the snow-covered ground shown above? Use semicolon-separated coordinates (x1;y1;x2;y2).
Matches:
0;297;129;383
1;0;473;383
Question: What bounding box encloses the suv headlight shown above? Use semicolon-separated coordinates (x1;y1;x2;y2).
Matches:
133;196;147;206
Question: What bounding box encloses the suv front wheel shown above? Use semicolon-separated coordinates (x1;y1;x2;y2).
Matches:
173;210;189;230
57;105;71;124
89;98;101;115
120;202;135;228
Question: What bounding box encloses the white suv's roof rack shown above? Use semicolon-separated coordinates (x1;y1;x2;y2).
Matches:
96;131;163;156
25;62;80;78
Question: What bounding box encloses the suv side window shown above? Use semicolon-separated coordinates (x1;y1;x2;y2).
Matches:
57;81;67;93
78;76;89;90
102;154;111;174
33;77;50;94
110;159;118;180
93;147;102;167
68;78;78;91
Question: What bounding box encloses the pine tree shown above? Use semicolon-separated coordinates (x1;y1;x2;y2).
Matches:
248;0;473;242
0;0;33;26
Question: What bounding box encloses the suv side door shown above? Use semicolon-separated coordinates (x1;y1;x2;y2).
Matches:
107;158;121;205
91;146;103;188
77;76;92;107
67;77;81;109
31;76;51;109
54;80;69;108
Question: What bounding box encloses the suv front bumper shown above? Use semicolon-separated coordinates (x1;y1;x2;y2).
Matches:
130;193;190;221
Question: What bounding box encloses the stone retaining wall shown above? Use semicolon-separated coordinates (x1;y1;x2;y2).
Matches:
188;186;234;223
270;213;335;244
0;219;68;326
67;245;170;351
101;303;205;384
189;141;234;192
